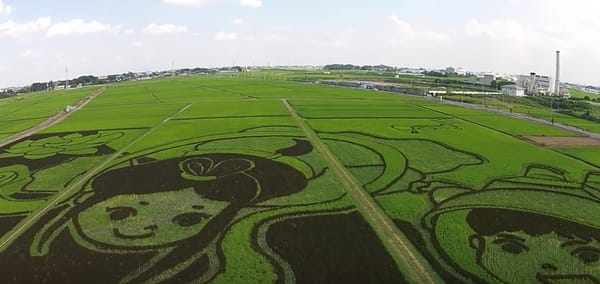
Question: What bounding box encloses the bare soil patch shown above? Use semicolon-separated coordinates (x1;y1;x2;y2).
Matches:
523;136;600;147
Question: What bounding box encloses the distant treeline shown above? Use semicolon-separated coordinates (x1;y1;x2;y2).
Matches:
3;68;220;96
323;64;395;71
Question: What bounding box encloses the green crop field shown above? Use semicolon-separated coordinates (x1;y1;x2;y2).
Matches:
0;76;599;283
569;88;600;100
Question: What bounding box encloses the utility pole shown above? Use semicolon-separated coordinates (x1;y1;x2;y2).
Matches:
65;67;68;89
551;51;561;124
481;83;486;107
551;96;555;125
555;51;561;97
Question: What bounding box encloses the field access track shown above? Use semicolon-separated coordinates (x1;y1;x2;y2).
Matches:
0;86;107;148
282;99;438;284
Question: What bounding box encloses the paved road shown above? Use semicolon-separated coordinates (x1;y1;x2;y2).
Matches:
0;86;108;148
282;99;438;284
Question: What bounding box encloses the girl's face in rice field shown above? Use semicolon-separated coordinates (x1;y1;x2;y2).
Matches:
472;230;600;283
76;188;229;248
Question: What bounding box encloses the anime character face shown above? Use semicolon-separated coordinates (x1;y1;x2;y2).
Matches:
471;231;600;283
76;188;229;248
459;207;600;283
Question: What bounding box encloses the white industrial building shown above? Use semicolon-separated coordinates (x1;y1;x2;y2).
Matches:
396;68;426;75
444;67;467;76
502;85;526;97
517;73;554;95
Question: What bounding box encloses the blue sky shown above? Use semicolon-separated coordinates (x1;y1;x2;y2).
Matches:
1;0;599;87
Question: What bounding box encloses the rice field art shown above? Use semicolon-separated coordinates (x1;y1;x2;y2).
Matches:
0;77;598;283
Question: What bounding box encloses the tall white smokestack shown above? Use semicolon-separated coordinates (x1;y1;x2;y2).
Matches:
555;51;561;96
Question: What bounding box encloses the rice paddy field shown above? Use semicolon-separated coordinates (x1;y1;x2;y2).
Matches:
0;76;599;284
0;88;97;141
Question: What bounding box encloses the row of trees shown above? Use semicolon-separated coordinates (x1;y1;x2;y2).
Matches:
1;67;224;97
28;75;102;93
323;64;395;71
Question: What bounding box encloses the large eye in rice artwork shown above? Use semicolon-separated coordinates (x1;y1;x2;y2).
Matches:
0;133;331;283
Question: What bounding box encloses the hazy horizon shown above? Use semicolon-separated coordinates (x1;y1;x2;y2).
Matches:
1;0;599;88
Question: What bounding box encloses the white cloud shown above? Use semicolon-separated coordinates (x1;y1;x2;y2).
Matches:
300;29;357;49
0;17;51;38
1;17;126;39
463;17;565;51
45;19;120;38
232;18;245;25
508;0;521;6
131;41;143;47
163;0;262;8
0;0;12;16
465;18;527;40
240;0;262;7
18;49;40;59
163;0;221;6
389;16;448;42
215;31;237;41
143;23;188;35
532;0;600;46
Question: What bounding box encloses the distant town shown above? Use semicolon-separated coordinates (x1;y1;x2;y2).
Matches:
1;64;599;100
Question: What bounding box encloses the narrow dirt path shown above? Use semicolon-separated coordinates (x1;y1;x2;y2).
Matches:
281;99;438;284
0;86;107;148
0;103;192;251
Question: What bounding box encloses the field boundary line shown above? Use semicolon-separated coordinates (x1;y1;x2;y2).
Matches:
0;103;193;251
281;99;438;284
0;86;108;148
197;84;255;100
